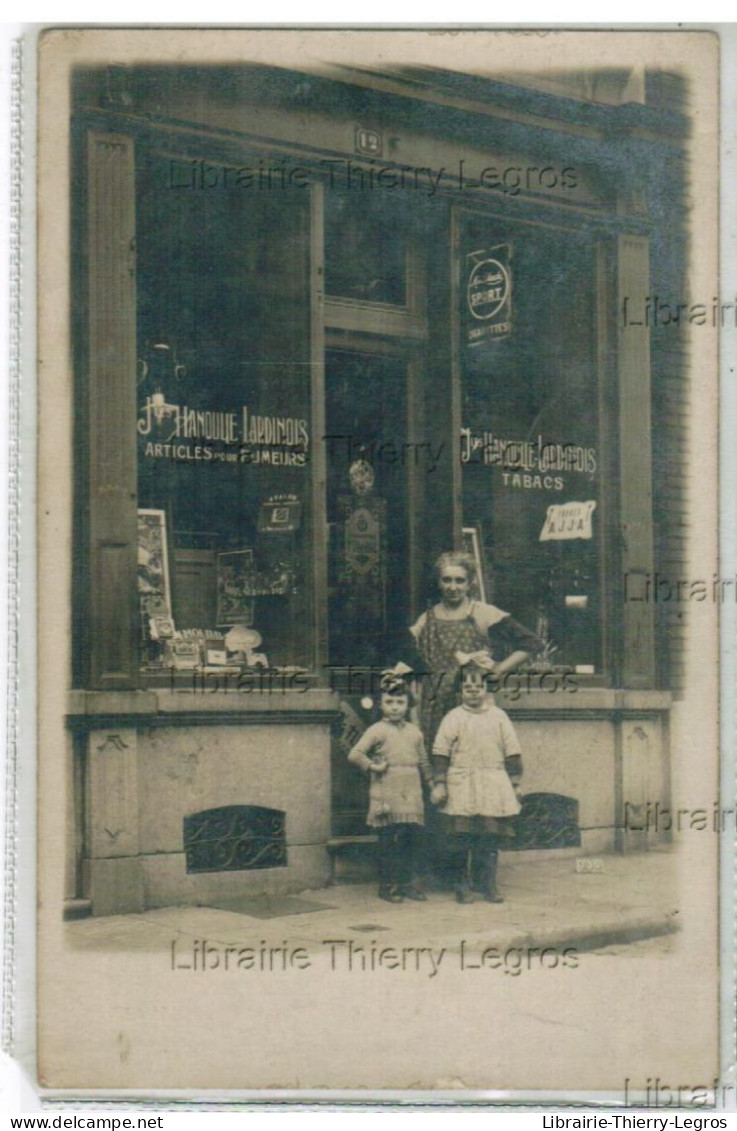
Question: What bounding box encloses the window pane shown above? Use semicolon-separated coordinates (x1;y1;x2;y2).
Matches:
135;150;312;673
459;217;601;673
325;189;407;306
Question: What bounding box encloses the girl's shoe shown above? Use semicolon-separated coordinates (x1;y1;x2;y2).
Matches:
379;885;403;903
400;885;427;901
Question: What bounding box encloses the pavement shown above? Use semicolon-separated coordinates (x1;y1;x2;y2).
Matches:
66;846;678;957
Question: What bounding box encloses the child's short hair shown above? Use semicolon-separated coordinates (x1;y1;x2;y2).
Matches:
454;658;494;695
451;650;496;694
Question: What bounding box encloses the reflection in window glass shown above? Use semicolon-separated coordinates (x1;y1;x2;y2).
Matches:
135;150;313;672
460;219;601;673
325;189;407;306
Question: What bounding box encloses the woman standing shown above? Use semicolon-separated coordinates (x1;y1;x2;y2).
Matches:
410;550;539;748
409;550;539;891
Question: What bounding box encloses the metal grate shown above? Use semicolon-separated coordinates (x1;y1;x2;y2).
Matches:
510;792;581;851
183;805;287;873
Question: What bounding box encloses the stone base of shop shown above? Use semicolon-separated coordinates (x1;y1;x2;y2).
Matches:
82;846;332;918
67;690;337;917
66;688;671;917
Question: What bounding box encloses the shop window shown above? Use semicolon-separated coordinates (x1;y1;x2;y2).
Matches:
134;148;313;678
457;212;602;675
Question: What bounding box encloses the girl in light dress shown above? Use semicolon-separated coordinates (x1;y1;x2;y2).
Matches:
430;652;524;904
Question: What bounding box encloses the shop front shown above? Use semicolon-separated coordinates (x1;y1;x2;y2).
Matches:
65;62;684;914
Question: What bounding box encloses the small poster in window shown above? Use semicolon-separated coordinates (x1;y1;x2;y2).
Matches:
258;494;302;533
137;509;172;618
216;550;256;626
539;500;597;541
462;240;513;348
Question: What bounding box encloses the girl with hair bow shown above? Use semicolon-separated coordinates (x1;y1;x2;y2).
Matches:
347;664;436;903
430;651;524;904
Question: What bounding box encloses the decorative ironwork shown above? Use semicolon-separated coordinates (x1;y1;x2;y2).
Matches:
510;792;580;851
183;805;287;874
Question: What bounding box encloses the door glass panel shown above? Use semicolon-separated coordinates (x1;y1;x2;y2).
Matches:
325;349;410;670
325;190;407;306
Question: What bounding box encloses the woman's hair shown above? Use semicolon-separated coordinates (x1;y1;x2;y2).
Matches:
435;550;476;583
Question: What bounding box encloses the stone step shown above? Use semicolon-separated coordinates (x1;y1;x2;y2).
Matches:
327;835;377;883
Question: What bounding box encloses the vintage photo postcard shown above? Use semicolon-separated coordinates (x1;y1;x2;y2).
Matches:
34;26;725;1100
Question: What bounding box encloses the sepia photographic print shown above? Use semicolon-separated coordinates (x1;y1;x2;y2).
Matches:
34;26;724;1101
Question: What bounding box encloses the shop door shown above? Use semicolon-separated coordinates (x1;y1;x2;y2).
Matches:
325;346;416;836
321;185;435;837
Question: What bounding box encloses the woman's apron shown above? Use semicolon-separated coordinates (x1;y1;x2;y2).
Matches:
416;606;488;749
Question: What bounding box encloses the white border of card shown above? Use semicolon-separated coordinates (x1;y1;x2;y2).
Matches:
4;23;730;1109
